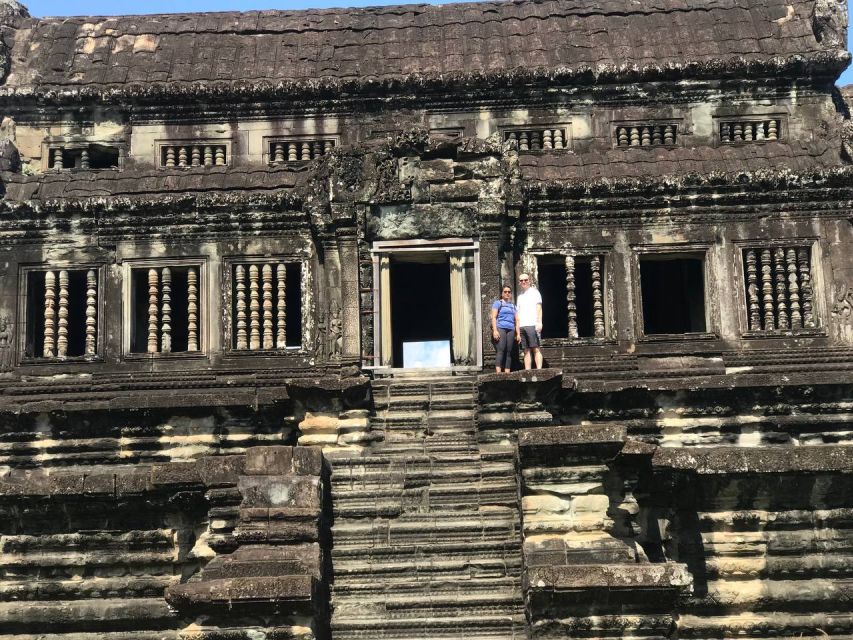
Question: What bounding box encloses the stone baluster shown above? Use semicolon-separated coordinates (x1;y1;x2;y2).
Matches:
85;269;97;356
249;264;261;350
542;129;553;150
43;271;57;358
756;121;766;141
519;132;530;152
215;146;226;166
235;265;248;349
786;248;802;329
273;143;285;164
530;131;541;151
160;267;172;354
187;267;199;352
733;122;743;141
617;127;628;147
652;126;663;146
57;270;69;357
52;148;64;171
553;129;565;149
767;120;779;140
191;146;201;167
798;248;815;327
204;146;213;166
630;127;640;146
80;148;90;170
507;132;518;146
300;142;311;161
147;268;159;353
745;250;761;331
312;141;322;159
288;142;298;162
773;247;789;329
323;140;334;154
640;127;651;147
262;264;274;349
663;125;675;146
720;123;731;142
276;263;287;349
178;146;188;167
591;256;605;338
165;147;176;167
761;249;775;330
565;255;578;339
744;122;754;142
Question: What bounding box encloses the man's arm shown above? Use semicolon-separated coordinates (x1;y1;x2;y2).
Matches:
536;303;543;333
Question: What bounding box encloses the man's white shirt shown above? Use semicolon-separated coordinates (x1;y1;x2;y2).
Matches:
516;287;542;327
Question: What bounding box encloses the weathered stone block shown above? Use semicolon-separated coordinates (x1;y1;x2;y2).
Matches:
245;446;294;476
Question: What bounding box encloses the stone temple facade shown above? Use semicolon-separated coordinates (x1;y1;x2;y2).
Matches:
0;0;853;637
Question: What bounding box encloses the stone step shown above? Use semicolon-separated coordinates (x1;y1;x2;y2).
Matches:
330;612;526;638
332;575;520;597
332;592;525;621
330;482;518;517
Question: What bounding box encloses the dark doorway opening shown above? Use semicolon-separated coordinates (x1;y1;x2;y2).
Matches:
640;254;706;334
390;256;452;367
538;259;568;339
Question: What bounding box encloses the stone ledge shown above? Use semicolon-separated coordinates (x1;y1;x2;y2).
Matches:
526;563;692;592
165;575;314;610
651;445;853;474
518;424;627;449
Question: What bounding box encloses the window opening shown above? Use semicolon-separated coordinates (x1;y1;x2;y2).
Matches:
719;119;780;143
231;261;302;350
50;144;120;170
743;247;816;332
614;124;677;147
25;269;98;358
268;139;335;164
504;127;569;151
640;254;706;335
161;143;227;168
536;255;606;339
130;266;200;354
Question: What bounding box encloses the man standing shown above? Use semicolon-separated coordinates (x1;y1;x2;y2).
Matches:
515;273;543;369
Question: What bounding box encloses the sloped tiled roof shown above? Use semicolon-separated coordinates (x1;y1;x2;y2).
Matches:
3;0;847;99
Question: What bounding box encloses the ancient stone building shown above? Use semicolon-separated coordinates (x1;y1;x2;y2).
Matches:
0;0;852;637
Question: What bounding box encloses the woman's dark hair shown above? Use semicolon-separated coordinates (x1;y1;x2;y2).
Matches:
501;285;512;292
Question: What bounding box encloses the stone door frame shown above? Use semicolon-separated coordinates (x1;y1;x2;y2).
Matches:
367;237;482;373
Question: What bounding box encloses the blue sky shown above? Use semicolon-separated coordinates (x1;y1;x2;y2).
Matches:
25;0;853;85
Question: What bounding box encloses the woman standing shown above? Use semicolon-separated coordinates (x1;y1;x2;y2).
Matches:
491;285;517;373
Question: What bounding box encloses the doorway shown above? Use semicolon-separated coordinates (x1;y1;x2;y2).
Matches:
371;239;481;371
389;256;452;367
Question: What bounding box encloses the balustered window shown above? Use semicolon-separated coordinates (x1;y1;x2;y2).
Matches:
48;144;120;170
24;268;100;359
614;123;678;148
268;139;335;164
503;127;570;151
159;143;228;168
536;255;607;340
742;246;816;333
230;261;302;350
129;265;202;354
719;119;781;143
639;254;707;335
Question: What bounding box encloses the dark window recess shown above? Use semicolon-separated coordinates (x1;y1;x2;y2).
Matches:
49;144;120;170
131;266;201;354
230;262;302;350
538;259;568;339
640;255;706;335
742;247;816;332
536;255;606;339
25;269;97;358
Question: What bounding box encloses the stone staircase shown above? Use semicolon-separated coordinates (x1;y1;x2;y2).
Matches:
328;375;526;639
